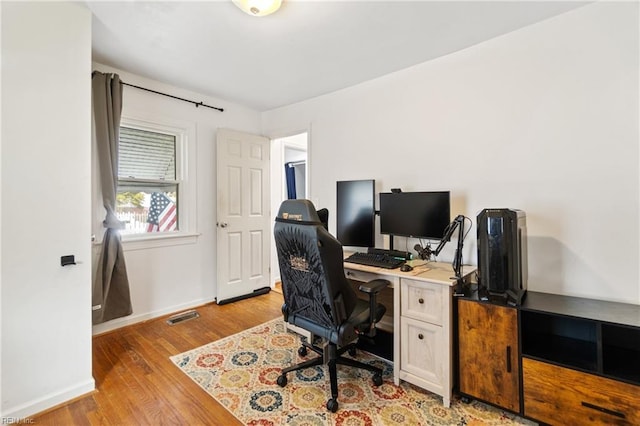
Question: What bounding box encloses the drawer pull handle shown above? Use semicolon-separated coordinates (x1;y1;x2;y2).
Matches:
418;333;424;340
506;346;512;373
581;402;626;419
418;298;424;304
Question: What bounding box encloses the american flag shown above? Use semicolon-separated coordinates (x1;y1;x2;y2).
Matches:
146;192;177;232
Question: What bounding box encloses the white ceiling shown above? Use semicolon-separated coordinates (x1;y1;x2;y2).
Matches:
88;1;588;112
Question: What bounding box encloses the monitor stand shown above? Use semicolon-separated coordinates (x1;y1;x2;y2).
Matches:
379;235;411;260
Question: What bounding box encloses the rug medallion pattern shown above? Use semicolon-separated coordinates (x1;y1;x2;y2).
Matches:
171;319;534;425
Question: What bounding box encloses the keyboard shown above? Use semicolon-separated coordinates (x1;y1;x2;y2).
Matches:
344;252;404;269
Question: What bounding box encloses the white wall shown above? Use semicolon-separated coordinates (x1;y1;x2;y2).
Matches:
1;2;94;418
263;2;640;304
91;64;263;334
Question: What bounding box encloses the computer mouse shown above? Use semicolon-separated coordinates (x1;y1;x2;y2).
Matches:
400;264;413;272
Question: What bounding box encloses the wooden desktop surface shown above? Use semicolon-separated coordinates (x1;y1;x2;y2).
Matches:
343;252;473;286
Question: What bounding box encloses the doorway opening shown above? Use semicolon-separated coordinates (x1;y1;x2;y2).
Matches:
270;132;308;287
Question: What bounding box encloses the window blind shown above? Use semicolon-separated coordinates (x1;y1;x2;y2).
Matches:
119;126;176;180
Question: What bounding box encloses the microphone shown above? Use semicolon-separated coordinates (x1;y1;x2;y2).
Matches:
414;244;431;260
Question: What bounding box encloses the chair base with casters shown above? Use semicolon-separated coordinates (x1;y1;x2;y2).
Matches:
277;334;384;412
277;278;389;412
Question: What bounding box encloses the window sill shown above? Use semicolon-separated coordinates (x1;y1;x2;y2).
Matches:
94;232;200;251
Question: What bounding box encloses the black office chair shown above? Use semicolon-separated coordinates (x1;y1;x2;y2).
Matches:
273;199;390;412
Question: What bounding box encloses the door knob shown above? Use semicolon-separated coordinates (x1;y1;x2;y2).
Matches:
219;222;228;228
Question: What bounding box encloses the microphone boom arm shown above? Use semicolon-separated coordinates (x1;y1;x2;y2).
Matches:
428;215;466;279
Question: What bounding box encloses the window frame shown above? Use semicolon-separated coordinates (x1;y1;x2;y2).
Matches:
115;115;198;249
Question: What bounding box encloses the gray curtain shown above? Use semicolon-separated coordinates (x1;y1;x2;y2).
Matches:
92;71;133;324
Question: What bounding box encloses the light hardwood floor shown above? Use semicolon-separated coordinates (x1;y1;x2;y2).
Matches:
33;290;284;425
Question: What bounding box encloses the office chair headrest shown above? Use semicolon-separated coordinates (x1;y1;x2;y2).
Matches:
276;199;321;224
316;208;329;230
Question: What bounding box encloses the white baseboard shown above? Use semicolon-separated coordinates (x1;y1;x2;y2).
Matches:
92;297;217;335
1;379;95;420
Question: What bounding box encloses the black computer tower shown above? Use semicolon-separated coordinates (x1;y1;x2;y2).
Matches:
477;208;528;305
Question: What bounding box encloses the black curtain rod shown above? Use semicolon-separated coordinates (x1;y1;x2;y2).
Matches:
91;71;224;112
122;82;224;112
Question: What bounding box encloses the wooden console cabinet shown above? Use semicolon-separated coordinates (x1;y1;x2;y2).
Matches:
457;299;520;412
457;291;640;425
520;292;640;425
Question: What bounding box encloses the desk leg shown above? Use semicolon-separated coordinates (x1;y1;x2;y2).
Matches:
443;396;451;408
393;280;400;385
286;323;312;341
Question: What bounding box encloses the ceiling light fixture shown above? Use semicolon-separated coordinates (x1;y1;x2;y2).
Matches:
233;0;282;17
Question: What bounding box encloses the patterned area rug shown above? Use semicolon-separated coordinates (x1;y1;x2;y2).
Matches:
171;319;534;426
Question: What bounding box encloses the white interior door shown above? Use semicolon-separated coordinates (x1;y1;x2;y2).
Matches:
216;128;270;304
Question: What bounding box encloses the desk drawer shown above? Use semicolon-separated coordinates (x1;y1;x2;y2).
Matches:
400;316;443;388
401;279;444;325
523;358;640;425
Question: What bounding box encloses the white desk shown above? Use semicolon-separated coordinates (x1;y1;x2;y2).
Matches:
344;258;474;408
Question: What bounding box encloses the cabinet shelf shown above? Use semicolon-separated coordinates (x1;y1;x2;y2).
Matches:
521;310;598;372
603;346;640;383
602;323;640;384
521;292;640;387
522;333;597;371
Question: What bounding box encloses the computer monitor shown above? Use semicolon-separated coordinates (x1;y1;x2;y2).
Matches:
336;180;375;247
379;191;450;240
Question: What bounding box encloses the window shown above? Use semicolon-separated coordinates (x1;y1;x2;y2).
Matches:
116;125;182;235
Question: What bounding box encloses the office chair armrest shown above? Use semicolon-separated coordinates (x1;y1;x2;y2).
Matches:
358;279;390;295
355;279;389;338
